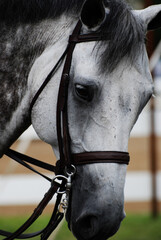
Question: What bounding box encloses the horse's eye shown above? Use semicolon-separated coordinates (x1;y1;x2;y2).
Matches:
75;84;94;102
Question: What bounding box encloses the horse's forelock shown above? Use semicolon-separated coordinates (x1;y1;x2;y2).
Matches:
97;0;145;73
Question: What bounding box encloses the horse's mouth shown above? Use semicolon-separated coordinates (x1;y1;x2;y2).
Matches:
74;229;119;240
70;216;121;240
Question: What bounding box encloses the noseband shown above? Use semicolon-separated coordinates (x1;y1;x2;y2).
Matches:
0;20;130;240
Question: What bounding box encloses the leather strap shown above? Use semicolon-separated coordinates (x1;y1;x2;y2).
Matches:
0;181;61;240
69;33;103;43
72;151;130;165
56;20;83;172
0;194;63;240
5;149;55;182
29;46;69;116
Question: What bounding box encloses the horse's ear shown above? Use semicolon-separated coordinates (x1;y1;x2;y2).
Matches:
80;0;106;29
134;5;161;31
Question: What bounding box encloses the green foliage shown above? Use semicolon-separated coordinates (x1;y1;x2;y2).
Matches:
55;214;161;240
110;214;161;240
0;215;49;240
0;214;161;240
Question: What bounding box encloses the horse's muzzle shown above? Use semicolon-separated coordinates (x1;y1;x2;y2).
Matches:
67;162;127;240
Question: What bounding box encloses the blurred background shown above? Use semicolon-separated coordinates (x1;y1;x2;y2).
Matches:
0;1;161;240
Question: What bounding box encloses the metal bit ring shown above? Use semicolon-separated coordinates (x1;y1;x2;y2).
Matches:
65;165;76;177
52;175;68;194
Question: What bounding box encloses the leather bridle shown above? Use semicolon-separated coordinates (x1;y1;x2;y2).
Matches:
0;20;130;240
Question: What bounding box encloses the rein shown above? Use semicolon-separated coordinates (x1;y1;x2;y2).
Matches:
0;20;130;240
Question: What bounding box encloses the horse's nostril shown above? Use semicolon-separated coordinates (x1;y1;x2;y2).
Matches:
80;215;94;231
78;215;99;239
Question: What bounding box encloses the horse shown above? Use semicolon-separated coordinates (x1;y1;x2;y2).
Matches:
0;0;161;239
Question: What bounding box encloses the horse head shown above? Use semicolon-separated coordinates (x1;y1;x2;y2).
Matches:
65;2;161;239
3;0;160;239
29;1;161;239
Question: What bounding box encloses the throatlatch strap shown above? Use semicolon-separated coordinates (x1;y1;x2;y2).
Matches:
29;46;69;115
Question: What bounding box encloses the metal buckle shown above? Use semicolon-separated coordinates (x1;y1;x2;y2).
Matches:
54;165;76;211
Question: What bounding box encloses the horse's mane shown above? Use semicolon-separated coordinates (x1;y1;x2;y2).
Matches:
0;0;84;23
0;0;145;72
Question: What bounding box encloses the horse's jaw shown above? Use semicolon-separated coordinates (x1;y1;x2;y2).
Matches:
66;163;127;240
